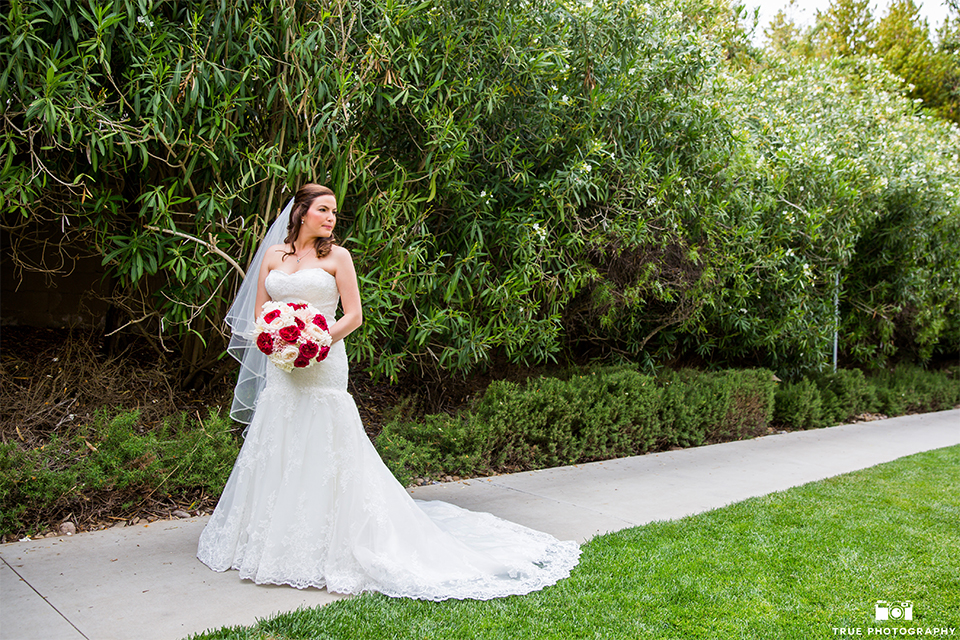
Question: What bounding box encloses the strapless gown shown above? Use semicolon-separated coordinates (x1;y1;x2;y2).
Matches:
196;267;580;600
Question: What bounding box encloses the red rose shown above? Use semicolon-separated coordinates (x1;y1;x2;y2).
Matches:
299;341;319;359
315;345;330;362
278;325;301;343
293;356;311;368
289;303;307;310
263;309;281;324
256;332;274;355
294;317;305;330
312;314;328;331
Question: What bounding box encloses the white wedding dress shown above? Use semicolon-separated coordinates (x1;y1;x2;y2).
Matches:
197;267;580;599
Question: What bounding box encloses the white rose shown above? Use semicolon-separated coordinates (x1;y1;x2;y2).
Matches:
303;324;333;346
271;345;300;372
276;306;297;326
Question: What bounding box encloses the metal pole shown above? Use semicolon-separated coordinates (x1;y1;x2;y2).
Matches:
833;271;839;372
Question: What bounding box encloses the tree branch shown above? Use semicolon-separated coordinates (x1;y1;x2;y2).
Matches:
146;226;246;278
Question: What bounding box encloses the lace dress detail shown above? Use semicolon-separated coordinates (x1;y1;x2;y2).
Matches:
197;268;580;600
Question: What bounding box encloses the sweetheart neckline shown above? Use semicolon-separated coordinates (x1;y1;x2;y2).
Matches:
268;267;335;280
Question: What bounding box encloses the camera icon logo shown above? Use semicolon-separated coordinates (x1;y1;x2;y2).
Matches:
875;600;913;621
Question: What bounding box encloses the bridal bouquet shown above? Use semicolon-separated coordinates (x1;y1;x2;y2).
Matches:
254;301;333;372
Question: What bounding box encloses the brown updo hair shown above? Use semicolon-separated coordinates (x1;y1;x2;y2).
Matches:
283;183;338;260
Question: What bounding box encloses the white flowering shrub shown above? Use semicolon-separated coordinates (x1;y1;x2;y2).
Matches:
710;54;960;372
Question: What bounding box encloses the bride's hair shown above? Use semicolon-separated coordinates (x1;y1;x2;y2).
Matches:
283;183;338;259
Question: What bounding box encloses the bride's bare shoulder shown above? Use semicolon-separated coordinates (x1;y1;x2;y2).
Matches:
262;243;290;270
330;245;355;266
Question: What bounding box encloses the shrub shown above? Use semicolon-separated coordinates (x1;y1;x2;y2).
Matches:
814;369;879;424
773;379;825;430
376;365;777;485
656;369;775;445
658;371;708;448
703;369;778;442
0;407;238;537
870;366;960;416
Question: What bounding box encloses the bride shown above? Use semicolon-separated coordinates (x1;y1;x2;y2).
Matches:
197;184;580;600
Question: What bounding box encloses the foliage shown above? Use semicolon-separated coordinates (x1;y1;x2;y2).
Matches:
813;0;875;57
772;365;959;429
382;363;958;485
1;0;738;382
812;368;879;425
762;0;960;123
377;365;777;486
714;54;960;373
871;364;960;415
0;407;238;537
2;0;957;386
187;446;960;640
773;378;825;429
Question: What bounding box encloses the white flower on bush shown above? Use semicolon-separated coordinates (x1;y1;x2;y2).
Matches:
532;223;547;241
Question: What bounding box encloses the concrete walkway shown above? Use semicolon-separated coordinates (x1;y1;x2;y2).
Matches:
2;410;957;640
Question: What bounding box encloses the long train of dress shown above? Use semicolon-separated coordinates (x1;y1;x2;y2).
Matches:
197;267;580;600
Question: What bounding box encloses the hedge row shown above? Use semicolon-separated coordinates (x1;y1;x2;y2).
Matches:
376;365;959;486
4;365;955;536
773;366;960;430
0;408;238;537
376;367;778;487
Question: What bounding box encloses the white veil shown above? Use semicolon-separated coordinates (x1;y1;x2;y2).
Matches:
225;197;294;425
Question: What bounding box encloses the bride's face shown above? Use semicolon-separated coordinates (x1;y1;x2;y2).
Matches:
302;195;337;238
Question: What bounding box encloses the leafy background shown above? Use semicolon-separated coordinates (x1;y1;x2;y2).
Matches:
2;0;958;387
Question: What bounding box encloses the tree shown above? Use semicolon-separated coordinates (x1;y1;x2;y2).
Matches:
812;0;875;57
874;0;932;78
764;8;804;55
934;15;960;121
872;0;960;122
0;0;737;382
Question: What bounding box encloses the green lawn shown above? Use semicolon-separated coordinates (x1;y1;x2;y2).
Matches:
189;445;960;640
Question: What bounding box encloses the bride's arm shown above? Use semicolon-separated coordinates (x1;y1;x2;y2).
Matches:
331;246;363;343
254;244;282;318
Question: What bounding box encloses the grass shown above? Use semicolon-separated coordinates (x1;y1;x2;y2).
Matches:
186;444;960;640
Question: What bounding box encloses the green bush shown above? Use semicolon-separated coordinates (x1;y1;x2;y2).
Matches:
871;366;960;416
774;366;958;431
657;369;777;445
701;369;778;442
5;0;957;382
814;369;879;425
773;378;825;430
0;407;238;537
377;366;777;485
658;371;708;448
